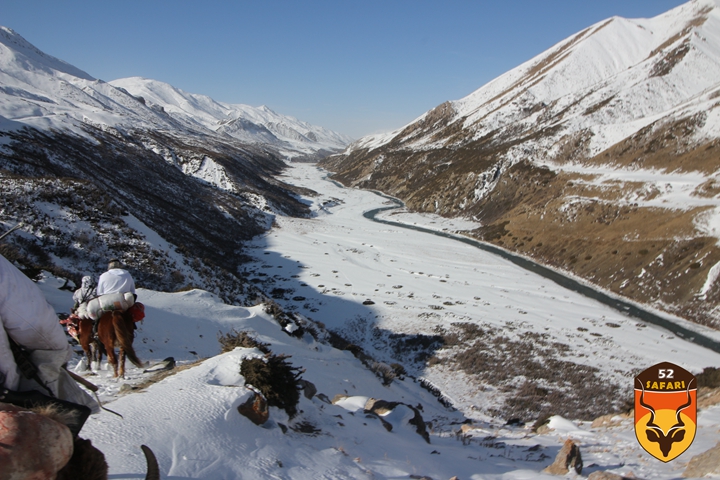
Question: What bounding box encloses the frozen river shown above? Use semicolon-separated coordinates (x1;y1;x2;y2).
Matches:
245;163;720;407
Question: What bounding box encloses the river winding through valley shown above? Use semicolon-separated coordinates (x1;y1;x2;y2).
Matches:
362;192;720;354
244;163;720;414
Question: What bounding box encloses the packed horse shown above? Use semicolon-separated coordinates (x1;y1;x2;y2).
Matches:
71;309;144;378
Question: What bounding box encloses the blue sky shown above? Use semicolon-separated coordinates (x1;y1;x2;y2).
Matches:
3;1;688;139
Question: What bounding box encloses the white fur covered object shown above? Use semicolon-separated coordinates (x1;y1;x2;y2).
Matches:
77;292;135;321
0;254;98;413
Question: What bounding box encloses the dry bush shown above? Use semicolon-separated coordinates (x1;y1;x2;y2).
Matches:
387;332;444;364
390;362;407;377
435;322;627;422
371;362;397;386
697;366;720;388
218;329;270;354
263;300;304;337
240;354;303;418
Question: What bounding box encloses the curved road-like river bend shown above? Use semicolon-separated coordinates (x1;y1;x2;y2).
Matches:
360;191;720;355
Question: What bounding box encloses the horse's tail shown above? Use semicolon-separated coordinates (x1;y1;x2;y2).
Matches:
112;311;144;369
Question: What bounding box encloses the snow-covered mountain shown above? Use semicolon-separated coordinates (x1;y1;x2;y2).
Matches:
110;77;353;160
0;26;351;160
322;0;720;329
0;25;342;301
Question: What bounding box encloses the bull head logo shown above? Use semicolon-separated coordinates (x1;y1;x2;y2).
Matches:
634;362;697;462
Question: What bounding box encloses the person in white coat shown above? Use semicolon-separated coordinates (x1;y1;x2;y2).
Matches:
72;275;96;312
0;253;99;435
96;259;136;298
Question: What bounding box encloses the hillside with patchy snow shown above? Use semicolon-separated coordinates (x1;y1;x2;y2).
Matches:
321;0;720;329
0;25;352;300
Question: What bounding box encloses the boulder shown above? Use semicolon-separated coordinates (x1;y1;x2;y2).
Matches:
363;398;430;443
364;398;399;415
542;439;583;475
237;391;269;425
298;379;317;400
316;393;332;404
682;441;720;478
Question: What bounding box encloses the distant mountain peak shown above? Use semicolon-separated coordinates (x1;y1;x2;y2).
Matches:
0;25;94;81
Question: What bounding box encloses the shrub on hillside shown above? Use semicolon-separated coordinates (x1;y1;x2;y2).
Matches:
218;329;270;354
433;321;625;422
240;354;303;418
697;366;720;388
371;362;397;386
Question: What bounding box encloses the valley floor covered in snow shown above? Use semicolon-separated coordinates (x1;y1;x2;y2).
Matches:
38;163;720;479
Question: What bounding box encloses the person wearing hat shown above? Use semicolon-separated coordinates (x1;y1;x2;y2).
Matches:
91;259;137;337
96;259;136;298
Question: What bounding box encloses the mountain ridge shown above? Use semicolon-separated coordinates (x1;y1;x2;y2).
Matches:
0;24;347;303
110;76;353;160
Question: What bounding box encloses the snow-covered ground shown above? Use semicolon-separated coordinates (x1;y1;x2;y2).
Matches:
36;163;720;479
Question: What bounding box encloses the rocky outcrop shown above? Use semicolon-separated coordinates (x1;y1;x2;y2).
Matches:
542;439;583;475
363;398;430;443
298;379;317;400
237;390;269;426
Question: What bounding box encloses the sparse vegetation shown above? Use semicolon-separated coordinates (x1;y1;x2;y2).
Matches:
697;366;720;388
371;362;397;386
431;322;627;422
218;329;270;354
240;354;303;418
320;73;720;331
0;125;309;306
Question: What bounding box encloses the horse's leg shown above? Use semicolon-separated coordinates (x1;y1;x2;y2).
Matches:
114;311;144;369
105;344;118;377
85;345;93;372
78;320;93;371
91;339;102;371
118;349;126;378
108;311;144;379
97;313;119;377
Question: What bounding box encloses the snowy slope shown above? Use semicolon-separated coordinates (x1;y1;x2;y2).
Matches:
0;27;177;135
34;163;720;479
0;25;319;304
452;0;720;158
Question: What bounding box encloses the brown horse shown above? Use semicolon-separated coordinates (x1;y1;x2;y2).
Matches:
77;310;144;378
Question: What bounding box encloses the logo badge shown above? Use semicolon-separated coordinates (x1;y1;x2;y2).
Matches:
634;362;696;462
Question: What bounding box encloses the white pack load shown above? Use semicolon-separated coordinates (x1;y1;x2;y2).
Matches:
77;292;135;321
